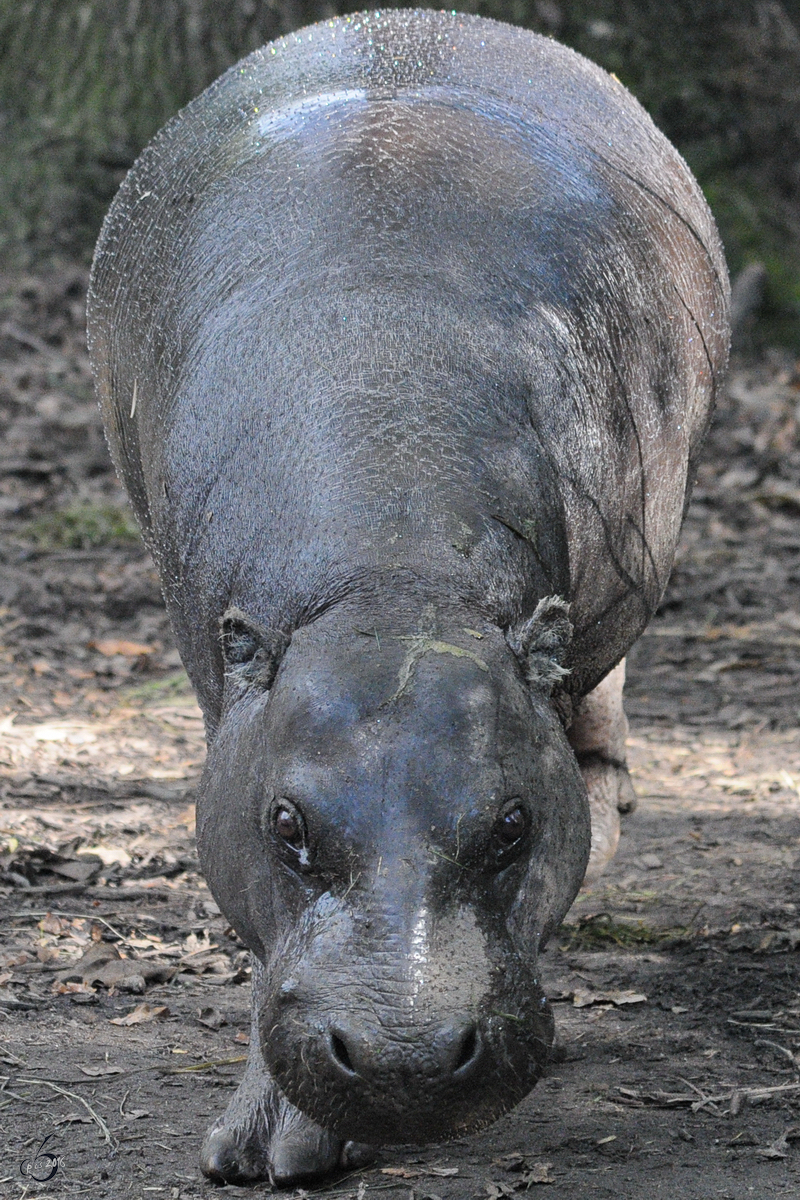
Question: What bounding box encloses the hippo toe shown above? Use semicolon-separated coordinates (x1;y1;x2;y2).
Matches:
200;1076;342;1186
200;958;363;1186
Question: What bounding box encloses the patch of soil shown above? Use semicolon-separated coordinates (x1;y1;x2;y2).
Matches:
2;270;800;1200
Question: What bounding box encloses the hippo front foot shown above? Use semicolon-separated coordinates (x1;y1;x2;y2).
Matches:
201;1081;374;1186
201;957;374;1187
201;1080;340;1186
581;754;637;885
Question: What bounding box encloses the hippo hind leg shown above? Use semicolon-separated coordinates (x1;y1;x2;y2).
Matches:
200;956;373;1186
567;660;637;884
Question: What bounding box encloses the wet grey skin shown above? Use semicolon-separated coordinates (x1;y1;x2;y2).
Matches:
87;7;730;1187
197;609;581;1181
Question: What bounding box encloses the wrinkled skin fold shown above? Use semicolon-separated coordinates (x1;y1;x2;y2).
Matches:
87;7;730;1186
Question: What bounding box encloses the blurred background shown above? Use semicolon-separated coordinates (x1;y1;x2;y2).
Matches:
2;0;800;349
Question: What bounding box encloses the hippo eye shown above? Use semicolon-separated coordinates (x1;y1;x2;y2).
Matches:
490;800;530;866
498;803;527;844
271;800;309;863
275;807;303;845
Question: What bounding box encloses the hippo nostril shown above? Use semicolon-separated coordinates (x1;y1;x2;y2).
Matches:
330;1031;357;1075
453;1023;481;1074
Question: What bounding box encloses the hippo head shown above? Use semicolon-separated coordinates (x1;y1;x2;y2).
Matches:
196;599;589;1144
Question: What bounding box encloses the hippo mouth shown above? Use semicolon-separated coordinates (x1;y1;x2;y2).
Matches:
262;997;554;1144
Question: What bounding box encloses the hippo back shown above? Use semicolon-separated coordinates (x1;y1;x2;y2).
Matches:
88;9;729;720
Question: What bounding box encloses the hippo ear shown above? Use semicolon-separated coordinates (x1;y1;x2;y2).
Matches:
220;607;290;690
506;596;572;692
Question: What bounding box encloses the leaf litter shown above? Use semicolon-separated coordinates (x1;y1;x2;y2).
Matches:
3;276;800;1197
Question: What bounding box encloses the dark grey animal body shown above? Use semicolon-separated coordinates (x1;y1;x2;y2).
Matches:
88;8;729;1186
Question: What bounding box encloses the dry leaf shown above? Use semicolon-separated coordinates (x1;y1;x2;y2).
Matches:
492;1153;525;1171
50;855;103;883
754;1128;800;1160
197;1006;227;1030
79;1064;123;1077
573;990;604;1008
53;981;96;995
3;951;32;968
97;960;174;990
90;639;155;657
40;913;69;936
182;932;216;955
56;941;120;981
522;1162;554;1185
608;989;647;1007
381;1166;457;1180
178;952;230;974
56;940;174;991
110;1002;170;1026
83;844;132;868
485;1182;517;1199
573;989;647;1008
149;705;204;729
756;1138;788;1160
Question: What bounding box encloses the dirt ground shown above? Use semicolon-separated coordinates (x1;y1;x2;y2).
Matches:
1;270;800;1200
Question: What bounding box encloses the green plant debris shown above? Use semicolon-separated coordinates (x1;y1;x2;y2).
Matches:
23;502;141;549
120;671;193;703
559;912;689;951
389;636;489;704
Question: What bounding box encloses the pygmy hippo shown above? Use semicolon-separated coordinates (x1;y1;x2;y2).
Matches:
87;8;729;1187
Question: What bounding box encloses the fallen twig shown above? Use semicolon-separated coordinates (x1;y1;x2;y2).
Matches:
754;1038;799;1066
163;1056;247;1074
26;772;191;802
618;1079;800;1112
1;320;69;369
1;883;204;902
85;886;199;902
13;1056;250;1086
0;909;182;928
3;882;86;898
17;1078;114;1143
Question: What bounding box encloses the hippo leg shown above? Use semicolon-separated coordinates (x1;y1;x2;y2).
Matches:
200;956;373;1186
568;660;637;883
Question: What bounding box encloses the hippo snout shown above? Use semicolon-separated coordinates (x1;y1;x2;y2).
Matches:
267;1012;496;1143
263;979;552;1144
326;1016;483;1082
